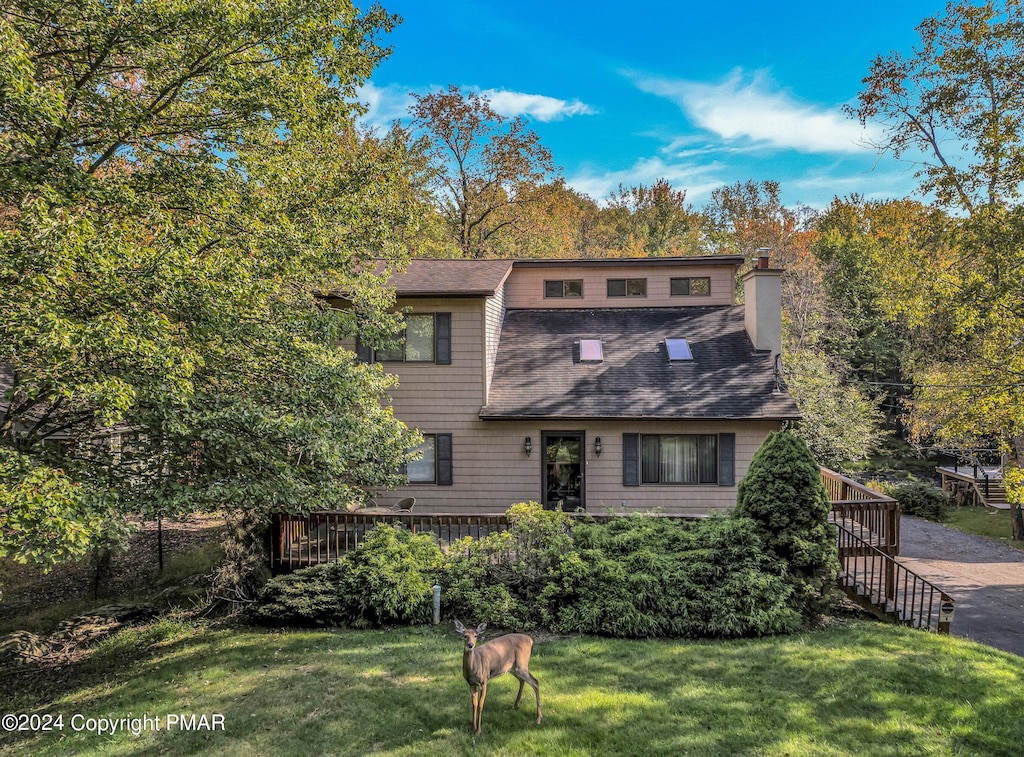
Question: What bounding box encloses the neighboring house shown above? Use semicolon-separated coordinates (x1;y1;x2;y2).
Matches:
339;254;800;516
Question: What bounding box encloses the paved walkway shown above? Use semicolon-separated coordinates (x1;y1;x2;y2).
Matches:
897;515;1024;657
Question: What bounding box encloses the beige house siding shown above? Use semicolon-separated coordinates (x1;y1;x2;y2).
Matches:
504;263;736;309
375;418;781;516
335;256;790;517
482;284;506;405
385;297;485;417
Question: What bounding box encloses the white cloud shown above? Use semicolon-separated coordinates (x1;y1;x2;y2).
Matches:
356;82;414;131
357;83;596;129
633;69;881;155
567;156;723;205
480;89;596;122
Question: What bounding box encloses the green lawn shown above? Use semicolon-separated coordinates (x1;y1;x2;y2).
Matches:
2;620;1022;756
944;507;1024;551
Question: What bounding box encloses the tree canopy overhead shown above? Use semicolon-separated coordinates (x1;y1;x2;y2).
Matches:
851;0;1024;211
1;0;421;574
409;85;557;258
852;0;1024;537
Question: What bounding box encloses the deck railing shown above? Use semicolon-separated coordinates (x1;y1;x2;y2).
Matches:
835;522;953;633
820;467;900;555
272;512;512;571
272;469;899;570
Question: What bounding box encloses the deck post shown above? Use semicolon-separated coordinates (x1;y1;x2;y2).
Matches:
884;558;896;605
937;593;955;635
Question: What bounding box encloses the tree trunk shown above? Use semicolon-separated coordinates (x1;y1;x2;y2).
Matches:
1011;504;1024;542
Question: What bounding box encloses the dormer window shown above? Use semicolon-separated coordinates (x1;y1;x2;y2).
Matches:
670;277;710;296
578;339;604;362
666;338;693;361
545;279;583;298
607;278;647;297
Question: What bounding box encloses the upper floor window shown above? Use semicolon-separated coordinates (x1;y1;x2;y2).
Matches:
607;278;647;298
544;279;583;299
670;277;711;297
359;312;451;365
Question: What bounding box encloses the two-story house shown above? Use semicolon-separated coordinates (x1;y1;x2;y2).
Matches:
341;254;800;516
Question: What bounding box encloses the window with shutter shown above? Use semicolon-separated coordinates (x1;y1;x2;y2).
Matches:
622;433;639;487
362;313;452;364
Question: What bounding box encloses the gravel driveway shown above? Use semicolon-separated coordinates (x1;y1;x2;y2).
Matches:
897;515;1024;658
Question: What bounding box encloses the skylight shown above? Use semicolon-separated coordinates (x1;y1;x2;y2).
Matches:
579;339;603;362
666;338;693;361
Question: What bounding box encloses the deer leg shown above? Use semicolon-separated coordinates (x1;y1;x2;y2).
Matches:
525;672;541;724
514;678;525;709
475;681;488;734
470;687;480;734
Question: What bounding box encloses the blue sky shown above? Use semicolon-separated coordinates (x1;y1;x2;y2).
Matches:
359;1;948;210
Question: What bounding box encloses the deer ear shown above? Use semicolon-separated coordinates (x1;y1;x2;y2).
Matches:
475;622;487;634
453;620;465;634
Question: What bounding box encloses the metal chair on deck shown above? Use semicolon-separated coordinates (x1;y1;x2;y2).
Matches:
391;497;416;511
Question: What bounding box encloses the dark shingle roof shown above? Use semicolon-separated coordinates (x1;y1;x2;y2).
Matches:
480;307;801;420
389;259;513;297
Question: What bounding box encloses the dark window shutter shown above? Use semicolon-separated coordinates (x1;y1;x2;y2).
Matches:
623;433;639;487
435;313;452;365
436;433;453;486
355;337;373;364
718;433;736;486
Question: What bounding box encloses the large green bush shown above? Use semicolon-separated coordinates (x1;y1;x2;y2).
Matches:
255;498;817;639
734;431;838;615
890;481;951;521
539;516;800;638
253;524;443;627
442;505;800;639
440;502;574;629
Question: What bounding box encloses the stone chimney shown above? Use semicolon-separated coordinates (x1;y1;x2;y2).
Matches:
742;250;782;359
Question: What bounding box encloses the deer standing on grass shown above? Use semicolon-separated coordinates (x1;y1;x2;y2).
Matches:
454;620;541;734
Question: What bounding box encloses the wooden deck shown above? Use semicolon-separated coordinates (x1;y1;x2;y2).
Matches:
271;510;709;572
937;466;1010;510
269;469;953;634
273;468;901;569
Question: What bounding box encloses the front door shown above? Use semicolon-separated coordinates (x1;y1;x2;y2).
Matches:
542;432;584;510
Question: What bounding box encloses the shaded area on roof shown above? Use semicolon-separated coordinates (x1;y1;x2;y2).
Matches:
388;259;513;297
480;307;801;420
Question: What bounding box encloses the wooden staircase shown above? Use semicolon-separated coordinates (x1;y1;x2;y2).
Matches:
835;523;954;633
974;480;1010;510
821;467;954;634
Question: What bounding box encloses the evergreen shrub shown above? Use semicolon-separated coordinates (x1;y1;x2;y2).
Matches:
734;431;838;615
253;524;443;627
540;516;799;638
443;505;800;638
441;502;574;629
891;481;951;522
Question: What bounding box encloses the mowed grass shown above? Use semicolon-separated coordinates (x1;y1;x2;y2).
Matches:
2;620;1022;757
944;507;1024;551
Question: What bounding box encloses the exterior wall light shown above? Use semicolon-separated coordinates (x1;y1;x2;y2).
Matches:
524;436;533;456
595;437;602;456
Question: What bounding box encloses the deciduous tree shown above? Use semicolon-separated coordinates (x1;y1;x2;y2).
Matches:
851;0;1024;538
605;179;700;255
409;86;557;258
0;0;421;586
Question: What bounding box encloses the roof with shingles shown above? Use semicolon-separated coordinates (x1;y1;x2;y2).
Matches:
480;307;801;421
388;259;513;297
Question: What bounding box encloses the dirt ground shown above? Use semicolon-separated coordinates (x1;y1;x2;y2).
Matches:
0;514;226;627
898;515;1024;658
